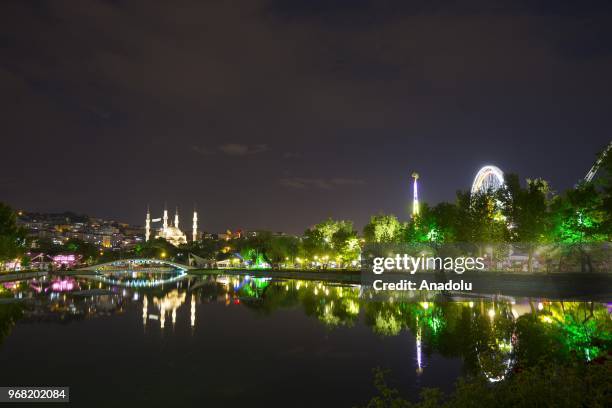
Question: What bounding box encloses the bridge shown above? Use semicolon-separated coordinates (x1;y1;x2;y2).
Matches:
75;259;194;288
78;258;194;273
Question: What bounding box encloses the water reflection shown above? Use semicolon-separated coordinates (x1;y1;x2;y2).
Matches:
87;269;188;288
152;290;186;329
0;272;610;384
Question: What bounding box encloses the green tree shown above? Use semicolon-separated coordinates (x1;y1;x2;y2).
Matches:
0;202;27;270
406;202;460;244
501;174;552;271
33;237;64;256
405;203;432;243
303;219;356;267
429;202;461;243
236;231;274;266
363;357;611;408
550;184;606;272
174;238;223;262
593;144;612;238
467;190;507;242
267;235;300;267
64;238;99;264
133;238;178;260
0;302;24;346
363;214;405;243
455;190;508;258
332;228;360;267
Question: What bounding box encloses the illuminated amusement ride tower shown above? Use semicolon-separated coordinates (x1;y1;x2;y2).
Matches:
411;172;420;217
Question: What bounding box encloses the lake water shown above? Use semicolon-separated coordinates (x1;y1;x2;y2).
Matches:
0;272;610;407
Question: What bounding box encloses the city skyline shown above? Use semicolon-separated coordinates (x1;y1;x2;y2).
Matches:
7;153;609;234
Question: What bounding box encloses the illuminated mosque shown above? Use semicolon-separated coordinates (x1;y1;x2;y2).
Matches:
145;205;198;247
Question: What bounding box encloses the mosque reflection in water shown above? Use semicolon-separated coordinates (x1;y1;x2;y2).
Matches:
0;272;610;384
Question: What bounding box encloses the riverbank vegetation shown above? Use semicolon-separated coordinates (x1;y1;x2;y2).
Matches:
363;357;611;408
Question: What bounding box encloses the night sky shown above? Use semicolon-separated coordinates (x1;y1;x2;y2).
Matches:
2;1;611;233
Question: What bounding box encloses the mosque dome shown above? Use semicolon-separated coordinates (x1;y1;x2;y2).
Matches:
157;225;187;247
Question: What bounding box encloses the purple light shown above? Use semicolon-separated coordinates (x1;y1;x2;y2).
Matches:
52;254;79;267
4;261;21;269
50;278;77;292
53;254;75;263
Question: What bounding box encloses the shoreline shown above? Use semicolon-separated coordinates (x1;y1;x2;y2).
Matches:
2;268;611;300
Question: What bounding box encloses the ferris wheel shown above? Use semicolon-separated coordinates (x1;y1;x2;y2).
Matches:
471;165;505;195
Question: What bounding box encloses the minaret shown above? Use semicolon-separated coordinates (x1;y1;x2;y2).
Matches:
163;204;168;231
145;206;151;242
174;207;179;229
412;172;420;217
192;208;198;242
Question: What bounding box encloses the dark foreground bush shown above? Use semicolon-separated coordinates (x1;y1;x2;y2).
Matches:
362;355;611;408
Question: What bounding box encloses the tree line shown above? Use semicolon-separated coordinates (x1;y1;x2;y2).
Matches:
1;148;610;271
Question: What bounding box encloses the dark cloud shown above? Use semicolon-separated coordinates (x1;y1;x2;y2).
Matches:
219;144;269;156
1;0;610;233
282;152;302;159
191;145;213;155
280;177;366;190
192;144;269;156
